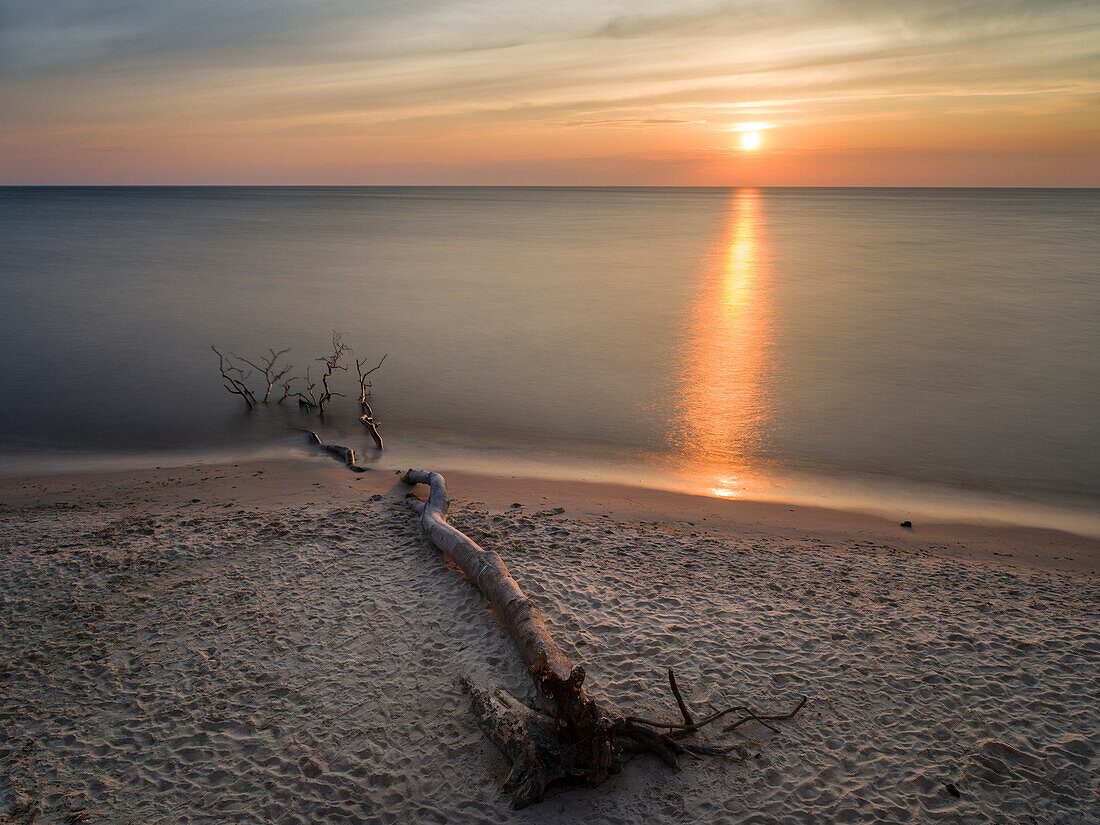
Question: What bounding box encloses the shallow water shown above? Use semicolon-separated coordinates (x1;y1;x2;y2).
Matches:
1;187;1097;531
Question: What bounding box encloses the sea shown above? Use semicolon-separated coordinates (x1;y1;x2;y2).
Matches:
1;187;1097;535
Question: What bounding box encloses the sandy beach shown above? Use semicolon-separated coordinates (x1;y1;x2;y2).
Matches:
6;0;1100;820
1;457;1097;824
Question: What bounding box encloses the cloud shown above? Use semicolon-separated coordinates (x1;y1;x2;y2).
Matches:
0;0;1097;183
558;117;700;127
0;0;536;74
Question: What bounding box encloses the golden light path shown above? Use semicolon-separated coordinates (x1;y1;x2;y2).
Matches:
673;189;772;498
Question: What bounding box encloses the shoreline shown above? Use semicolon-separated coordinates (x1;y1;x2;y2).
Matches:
5;436;1099;542
3;456;1097;576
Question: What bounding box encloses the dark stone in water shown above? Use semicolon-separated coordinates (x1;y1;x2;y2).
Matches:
900;520;913;528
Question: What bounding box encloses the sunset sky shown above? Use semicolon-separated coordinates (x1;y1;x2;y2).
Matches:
2;0;1098;185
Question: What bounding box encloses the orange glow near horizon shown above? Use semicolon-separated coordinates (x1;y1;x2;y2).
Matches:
673;189;772;499
1;3;1097;184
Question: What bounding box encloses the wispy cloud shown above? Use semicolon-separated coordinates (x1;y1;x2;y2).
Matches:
1;0;1097;183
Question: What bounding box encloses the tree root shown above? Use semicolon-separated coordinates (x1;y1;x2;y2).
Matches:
625;693;809;736
403;469;807;807
461;678;592;808
668;667;694;726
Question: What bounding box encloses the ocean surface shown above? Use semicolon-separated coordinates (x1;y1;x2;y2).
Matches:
1;187;1097;534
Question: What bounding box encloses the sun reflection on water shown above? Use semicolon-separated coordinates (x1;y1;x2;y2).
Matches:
673;188;772;498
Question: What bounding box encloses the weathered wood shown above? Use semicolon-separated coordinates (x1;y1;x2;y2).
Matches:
668;668;695;727
325;443;356;466
212;347;257;409
404;469;648;804
402;469;807;806
460;677;589;808
403;470;618;785
356;355;386;450
359;404;384;450
314;331;349;416
298;428;365;472
403;469;574;682
236;347;293;404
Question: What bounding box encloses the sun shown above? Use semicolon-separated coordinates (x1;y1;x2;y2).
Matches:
733;122;770;151
740;131;762;151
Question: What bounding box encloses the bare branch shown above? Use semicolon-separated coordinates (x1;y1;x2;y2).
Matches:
355;353;388;401
356;353;387;449
315;331;350;416
277;375;300;405
668;668;695;728
236;347;293;404
624;694;808;737
211;347;257;409
297;366;318;411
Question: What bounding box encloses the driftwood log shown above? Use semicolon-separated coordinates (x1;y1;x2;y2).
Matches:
402;469;805;807
298;428;365;472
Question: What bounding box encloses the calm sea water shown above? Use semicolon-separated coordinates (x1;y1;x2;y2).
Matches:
1;187;1097;533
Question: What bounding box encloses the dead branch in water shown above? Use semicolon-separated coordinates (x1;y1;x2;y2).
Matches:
402;469;806;807
356;353;387;390
211;347;257;409
356;354;387;449
315;331;349;416
212;335;390;460
297;428;365;472
296;367;318;411
235;347;293;404
277;375;300;405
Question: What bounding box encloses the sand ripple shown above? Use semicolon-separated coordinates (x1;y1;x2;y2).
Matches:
1;493;1097;824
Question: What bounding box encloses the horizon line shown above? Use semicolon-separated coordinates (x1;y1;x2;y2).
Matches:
3;184;1099;190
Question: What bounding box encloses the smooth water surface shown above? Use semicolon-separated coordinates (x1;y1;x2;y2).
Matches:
1;187;1097;531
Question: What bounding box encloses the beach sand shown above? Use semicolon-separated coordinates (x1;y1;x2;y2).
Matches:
1;458;1097;824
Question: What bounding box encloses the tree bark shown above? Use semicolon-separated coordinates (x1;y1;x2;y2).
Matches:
299;428;365;472
402;469;805;807
359;402;384;450
403;470;629;803
356;355;386;450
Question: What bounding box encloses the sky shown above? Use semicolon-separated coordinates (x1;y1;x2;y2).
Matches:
1;0;1098;185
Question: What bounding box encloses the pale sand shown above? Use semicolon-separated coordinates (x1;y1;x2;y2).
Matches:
1;458;1097;824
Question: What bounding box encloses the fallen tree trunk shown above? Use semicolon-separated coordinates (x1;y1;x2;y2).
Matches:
402;469;805;807
297;428;365;472
403;469;616;800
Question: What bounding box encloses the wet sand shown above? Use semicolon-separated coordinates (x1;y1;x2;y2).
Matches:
1;459;1097;824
